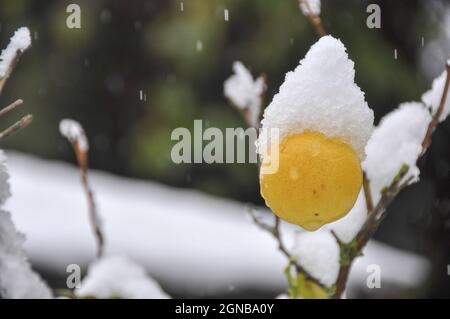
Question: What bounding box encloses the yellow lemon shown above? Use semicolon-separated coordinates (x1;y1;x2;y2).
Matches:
260;131;362;231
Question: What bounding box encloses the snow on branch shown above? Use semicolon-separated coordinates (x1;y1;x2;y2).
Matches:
421;61;450;151
299;0;321;16
422;63;450;123
0;27;34;141
363;102;432;203
298;0;326;37
0;27;50;298
332;60;450;297
291;231;339;288
0;27;31;94
224;61;266;129
59;119;89;154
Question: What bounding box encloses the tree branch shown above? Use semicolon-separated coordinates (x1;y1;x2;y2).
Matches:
246;207;325;289
79;153;104;258
63;129;104;258
422;62;450;153
76;143;104;258
332;165;410;298
0;99;23;118
362;173;373;212
0;114;33;141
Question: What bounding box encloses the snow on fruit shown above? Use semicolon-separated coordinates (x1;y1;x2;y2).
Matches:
258;36;374;231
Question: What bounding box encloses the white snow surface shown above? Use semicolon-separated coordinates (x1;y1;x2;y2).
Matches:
363;102;431;203
299;0;321;16
422;69;450;122
0;27;31;77
76;255;170;299
258;36;373;160
5;151;430;297
292;231;339;286
0;151;52;299
224;61;265;128
59;119;89;152
327;189;367;244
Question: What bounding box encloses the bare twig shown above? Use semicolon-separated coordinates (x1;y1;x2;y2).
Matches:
246;205;276;234
422;62;450;153
61;121;104;258
246;207;325;289
362;173;373;212
0;114;33;141
299;0;326;37
75;143;104;258
0;99;23;118
274;216;292;259
80;160;104;258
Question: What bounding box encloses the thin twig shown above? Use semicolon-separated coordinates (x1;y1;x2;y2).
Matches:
247;205;277;234
79;158;104;258
63;126;104;258
422;62;450;153
362;173;373;212
0;114;33;141
274;216;291;258
247;207;325;288
299;0;326;37
75;143;104;258
0;99;23;118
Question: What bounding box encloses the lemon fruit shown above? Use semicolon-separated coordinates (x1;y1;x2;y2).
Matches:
260;131;362;231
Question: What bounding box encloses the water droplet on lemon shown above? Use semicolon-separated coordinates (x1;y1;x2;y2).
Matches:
289;168;299;180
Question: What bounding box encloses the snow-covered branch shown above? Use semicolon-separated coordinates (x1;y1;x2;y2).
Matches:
0;27;31;94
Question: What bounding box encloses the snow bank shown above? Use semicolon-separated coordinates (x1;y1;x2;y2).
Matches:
5;151;430;297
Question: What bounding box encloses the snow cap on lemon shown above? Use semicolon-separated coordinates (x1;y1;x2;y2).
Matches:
258;35;373;160
258;36;374;231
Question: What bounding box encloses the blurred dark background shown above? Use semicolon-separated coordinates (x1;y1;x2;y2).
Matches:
0;0;449;298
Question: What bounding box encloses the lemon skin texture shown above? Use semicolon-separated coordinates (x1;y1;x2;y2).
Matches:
260;132;362;231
